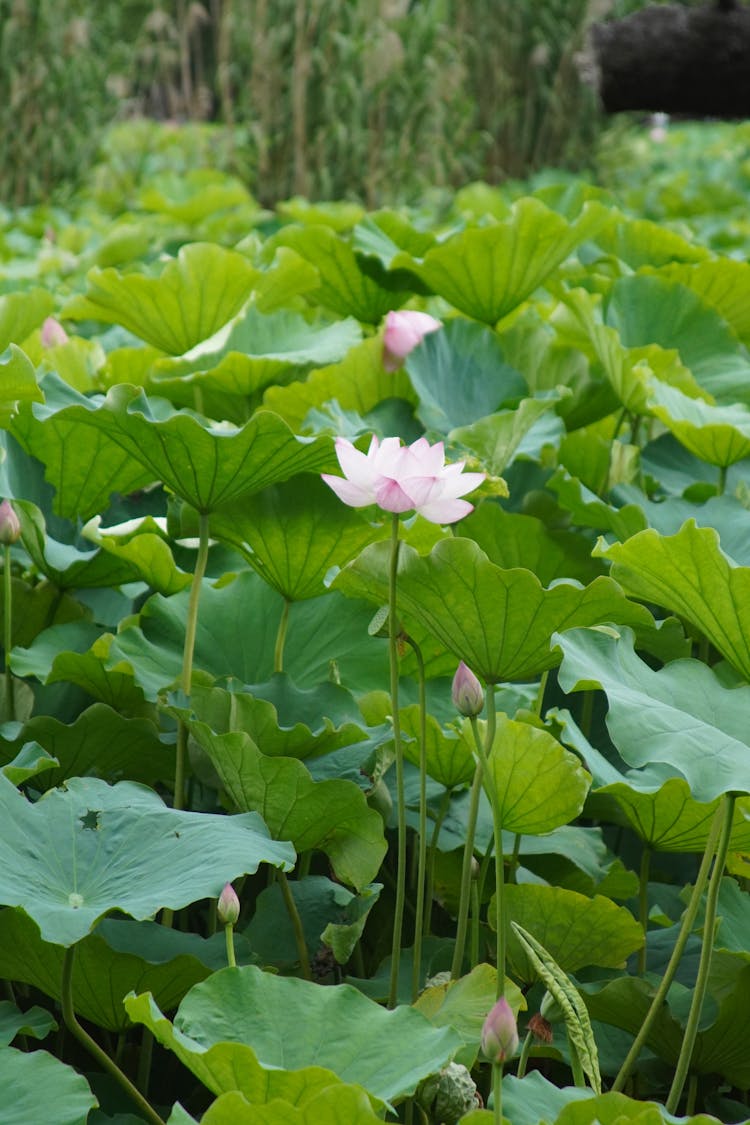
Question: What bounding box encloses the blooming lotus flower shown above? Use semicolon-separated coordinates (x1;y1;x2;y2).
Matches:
481;996;519;1065
321;435;484;525
40;317;69;348
383;310;442;371
452;661;484;717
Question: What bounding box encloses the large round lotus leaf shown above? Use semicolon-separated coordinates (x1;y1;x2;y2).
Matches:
0;345;44;425
0;1001;56;1046
556;625;750;802
404;317;526;433
210;475;380;601
595;215;708;270
128;966;462;1108
555;1091;721;1125
62;242;258;354
647;381;750;467
333;538;652;683
656;258;750;347
18;379;335;514
501;1072;593;1125
0;908;217;1031
185;719;386;890
0;1046;97;1125
486;715;590;835
0;288;54;354
398;198;609;324
598;521;750;681
451;396;560;478
199;1087;384;1124
548;470;648;542
263;336;416;431
0;773;294;945
490;884;643;983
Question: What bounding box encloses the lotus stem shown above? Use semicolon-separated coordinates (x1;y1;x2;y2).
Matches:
666;792;736;1114
174;510;210;812
493;1062;503;1125
718;464;728;496
387;512;407;1008
61;946;166;1125
471;688;502;997
224;922;237;969
450;757;485;980
274;598;290;673
638;846;651;975
424;788;452;938
407;636;429;1001
3;543;12;720
516;1028;534;1079
278;870;311;981
612;803;723;1092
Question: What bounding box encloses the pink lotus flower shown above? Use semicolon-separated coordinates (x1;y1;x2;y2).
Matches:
40;317;69;348
481;996;519;1065
452;661;484;717
383;310;442;372
322;435;484;525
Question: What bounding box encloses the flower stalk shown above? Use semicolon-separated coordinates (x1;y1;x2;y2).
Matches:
174;510;211;811
388;512;406;1008
407;635;429;1001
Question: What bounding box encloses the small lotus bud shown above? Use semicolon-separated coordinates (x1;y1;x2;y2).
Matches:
481;996;519;1065
452;662;484;717
40;317;69;348
0;500;21;546
217;882;240;926
382;309;442;372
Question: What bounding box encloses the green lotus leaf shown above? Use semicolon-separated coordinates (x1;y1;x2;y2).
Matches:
198;1087;384;1125
333;537;652;683
501;1072;592;1125
263;336;416;431
0;703;171;790
403;318;526;432
403;707;475;790
109;571;387;698
0;774;294;945
0;1046;97;1125
486;714;590;835
246;876;381;968
451;396;559;477
138;169;255;224
277;198;365;230
613;488;750;565
185;719;386;890
0;288;55;353
654;258;750;347
552;288;704;416
272;225;403;323
128;964;462;1107
461;502;605;586
548;470;647;541
399;198;608;324
555;1090;720;1125
0;1001;56;1046
252;247;321;313
149;307;362;408
39;334;105;394
210;475;380;601
556;625;750;802
598;520;750;679
0;345;44;424
0;575;85;651
84;516;191;595
62;242;258;354
605;273;750;403
490;884;644;983
0;909;220;1031
595;214;708;270
647;380;750;466
414;963;524;1068
1;743;58;786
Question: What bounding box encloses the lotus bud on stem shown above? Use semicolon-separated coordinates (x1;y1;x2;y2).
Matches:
218;882;240;968
481;995;518;1125
0;500;20;722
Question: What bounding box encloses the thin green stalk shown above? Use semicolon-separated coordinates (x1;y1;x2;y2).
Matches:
493;1063;503;1125
136;1028;154;1098
686;1073;698;1117
508;834;522;885
224;922;237;968
718;464;728;496
470;879;480;969
533;670;548;719
450;759;485;980
568;1032;586;1087
666;793;736;1114
424;789;452;938
4;543;13;720
61;946;166;1125
408;637;429;1002
612;805;724;1092
174;511;211;812
471;689;502;996
278;870;311;981
516;1029;533;1079
274;598;290;673
638;846;651;975
387;513;406;1010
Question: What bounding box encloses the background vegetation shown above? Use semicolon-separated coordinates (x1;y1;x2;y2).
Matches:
0;0;713;209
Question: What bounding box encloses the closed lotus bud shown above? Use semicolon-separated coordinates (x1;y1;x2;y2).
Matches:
40;317;69;348
481;996;519;1065
382;309;441;371
217;882;240;926
452;661;484;717
0;500;20;546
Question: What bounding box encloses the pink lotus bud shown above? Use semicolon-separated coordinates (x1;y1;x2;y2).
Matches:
382;310;442;372
40;317;69;348
0;500;21;546
452;662;484;717
217;882;240;926
481;996;519;1065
